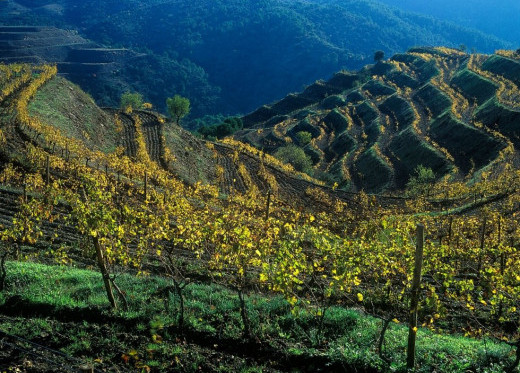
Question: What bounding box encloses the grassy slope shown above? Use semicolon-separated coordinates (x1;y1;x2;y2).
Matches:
28;76;118;153
0;261;512;372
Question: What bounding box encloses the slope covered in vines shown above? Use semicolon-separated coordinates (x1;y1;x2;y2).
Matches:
0;62;520;372
237;47;520;193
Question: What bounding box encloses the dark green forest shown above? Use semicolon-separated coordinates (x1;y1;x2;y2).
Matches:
375;0;520;44
0;0;511;124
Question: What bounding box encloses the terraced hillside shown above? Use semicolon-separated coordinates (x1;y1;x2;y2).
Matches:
2;64;520;373
0;0;512;117
1;67;366;215
0;25;143;107
237;47;520;192
0;26;139;71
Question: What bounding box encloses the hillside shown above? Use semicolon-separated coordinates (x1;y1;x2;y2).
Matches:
3;68;360;212
236;47;520;192
1;63;520;372
375;0;520;45
0;0;511;119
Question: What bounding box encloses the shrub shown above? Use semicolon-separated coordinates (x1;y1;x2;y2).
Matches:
120;92;144;111
198;117;243;139
374;50;385;62
295;131;312;146
406;165;435;197
274;145;313;174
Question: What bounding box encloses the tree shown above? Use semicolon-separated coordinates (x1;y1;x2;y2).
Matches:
374;50;385;62
295;131;312;146
166;95;191;126
120;92;144;111
406;165;435;197
274;145;313;174
198;117;243;139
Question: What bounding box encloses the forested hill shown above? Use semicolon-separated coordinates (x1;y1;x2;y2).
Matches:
375;0;520;45
0;0;511;120
235;47;520;192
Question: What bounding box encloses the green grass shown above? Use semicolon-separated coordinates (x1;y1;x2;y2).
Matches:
2;261;168;313
355;101;380;128
482;54;520;86
28;76;118;153
450;68;498;105
322;109;350;133
162;124;215;185
475;98;520;145
379;94;416;131
388;127;451;179
354;146;393;192
363;80;396;97
429;112;506;172
413;83;452;118
0;261;515;372
288;117;321;138
330;131;356;155
391;52;440;82
320;94;346;110
386;70;420;90
270;94;313;116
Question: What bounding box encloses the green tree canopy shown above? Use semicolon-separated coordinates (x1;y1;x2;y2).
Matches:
166;95;191;125
295;131;312;146
406;165;436;197
374;50;385;62
120;92;144;111
274;145;313;175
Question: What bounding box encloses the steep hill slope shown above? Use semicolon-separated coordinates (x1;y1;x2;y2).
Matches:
1;64;520;373
0;0;511;118
4;68;361;211
375;0;520;45
236;48;520;192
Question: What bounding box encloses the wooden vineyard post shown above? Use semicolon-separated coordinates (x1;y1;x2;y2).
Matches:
498;218;506;320
45;154;50;185
93;236;117;309
265;189;271;221
447;216;453;247
144;172;148;201
477;218;487;278
22;172;27;203
407;224;425;370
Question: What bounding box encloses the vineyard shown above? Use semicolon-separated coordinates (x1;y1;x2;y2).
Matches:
238;47;520;193
0;57;519;372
